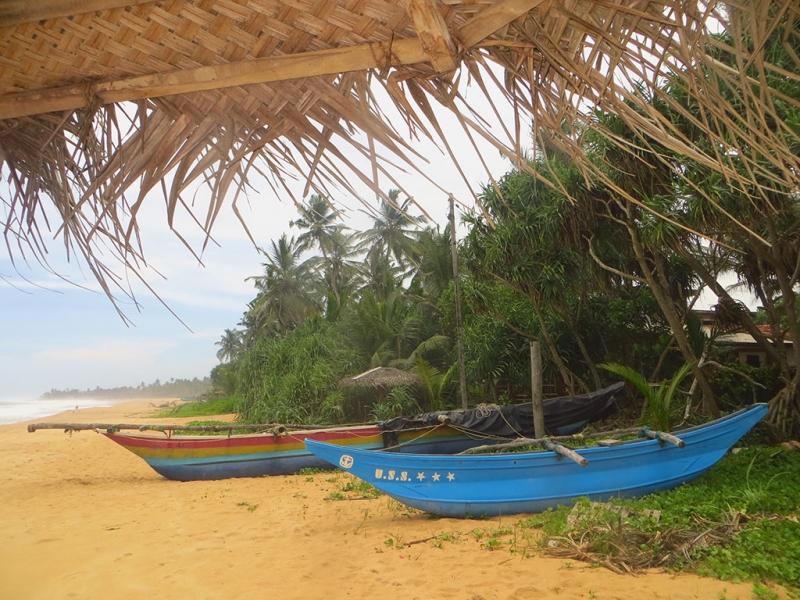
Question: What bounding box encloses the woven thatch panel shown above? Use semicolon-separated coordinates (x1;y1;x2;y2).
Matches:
1;0;798;302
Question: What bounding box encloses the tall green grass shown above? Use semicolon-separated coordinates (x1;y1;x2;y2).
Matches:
155;396;240;418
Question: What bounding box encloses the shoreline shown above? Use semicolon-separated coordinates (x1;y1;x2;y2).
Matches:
1;399;789;599
0;396;194;427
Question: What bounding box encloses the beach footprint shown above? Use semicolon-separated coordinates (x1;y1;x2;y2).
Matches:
113;552;134;562
507;585;541;599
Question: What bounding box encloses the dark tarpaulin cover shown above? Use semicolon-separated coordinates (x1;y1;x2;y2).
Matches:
378;381;625;437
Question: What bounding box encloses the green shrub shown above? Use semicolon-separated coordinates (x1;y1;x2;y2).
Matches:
156;396;240;418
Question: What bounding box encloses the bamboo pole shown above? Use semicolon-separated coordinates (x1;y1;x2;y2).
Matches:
645;430;686;448
26;422;354;434
543;440;588;466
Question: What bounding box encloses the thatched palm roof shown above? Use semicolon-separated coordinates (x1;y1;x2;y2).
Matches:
341;367;422;389
1;0;798;303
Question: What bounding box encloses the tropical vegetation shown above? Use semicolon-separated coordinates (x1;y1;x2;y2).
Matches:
42;377;211;400
161;14;800;595
208;19;799;441
486;445;800;595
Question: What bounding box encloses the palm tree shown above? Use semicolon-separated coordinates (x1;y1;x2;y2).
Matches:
411;224;453;301
413;357;456;412
290;195;364;317
304;229;361;317
353;245;404;303
600;362;694;431
356;189;427;270
347;289;425;367
290;194;345;258
246;234;322;336
215;328;244;363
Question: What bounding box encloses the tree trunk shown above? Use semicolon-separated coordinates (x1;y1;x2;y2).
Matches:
677;246;786;367
488;373;498;404
625;210;720;417
761;226;800;436
563;314;602;390
530;296;584;395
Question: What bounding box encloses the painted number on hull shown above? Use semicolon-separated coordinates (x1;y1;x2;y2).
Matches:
373;469;408;481
374;469;455;482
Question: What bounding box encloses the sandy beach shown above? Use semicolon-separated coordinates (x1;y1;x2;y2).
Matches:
0;399;788;600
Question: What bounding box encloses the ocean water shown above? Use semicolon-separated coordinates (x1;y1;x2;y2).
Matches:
0;397;126;425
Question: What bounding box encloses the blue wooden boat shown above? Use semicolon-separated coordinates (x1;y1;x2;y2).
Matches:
305;403;768;517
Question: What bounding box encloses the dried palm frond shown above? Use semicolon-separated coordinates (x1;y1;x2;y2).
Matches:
1;0;798;304
545;504;753;573
340;367;423;389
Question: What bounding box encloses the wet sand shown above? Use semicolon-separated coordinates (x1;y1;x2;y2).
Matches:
0;398;787;599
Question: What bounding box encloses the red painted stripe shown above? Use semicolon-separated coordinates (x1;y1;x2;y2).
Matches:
102;424;468;459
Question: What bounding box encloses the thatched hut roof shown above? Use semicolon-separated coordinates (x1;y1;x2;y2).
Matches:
341;367;422;389
1;0;798;303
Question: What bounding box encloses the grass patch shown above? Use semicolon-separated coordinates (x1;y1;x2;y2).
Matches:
297;467;332;475
506;446;800;592
170;420;273;435
155;396;240;418
340;477;382;498
326;473;383;500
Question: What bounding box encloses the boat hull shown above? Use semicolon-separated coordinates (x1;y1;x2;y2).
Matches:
97;383;627;481
305;404;768;517
103;424;490;481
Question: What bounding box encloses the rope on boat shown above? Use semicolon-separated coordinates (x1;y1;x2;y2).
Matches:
378;422;449;452
447;423;515;442
447;403;529;440
379;419;517;452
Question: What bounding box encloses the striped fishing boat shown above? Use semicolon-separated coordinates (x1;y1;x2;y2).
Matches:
100;422;484;481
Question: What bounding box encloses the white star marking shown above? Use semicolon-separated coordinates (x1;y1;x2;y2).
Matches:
416;472;425;481
432;472;441;481
447;472;455;481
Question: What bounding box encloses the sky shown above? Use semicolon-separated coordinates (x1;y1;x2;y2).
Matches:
0;92;513;402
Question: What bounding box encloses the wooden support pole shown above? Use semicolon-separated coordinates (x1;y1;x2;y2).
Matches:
645;430;686;448
26;422;340;433
543;440;589;467
530;340;545;438
450;195;469;410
